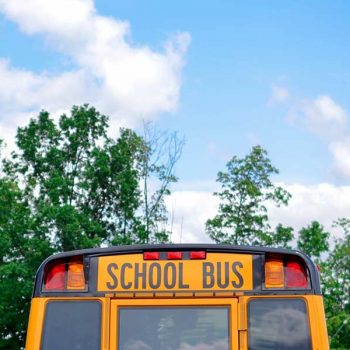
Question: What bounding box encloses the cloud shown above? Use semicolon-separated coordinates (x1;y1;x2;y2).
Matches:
0;0;95;42
329;139;350;179
268;85;289;105
284;94;350;180
300;95;347;139
167;183;350;244
300;96;350;180
0;0;190;145
166;190;219;243
288;95;348;139
268;182;350;239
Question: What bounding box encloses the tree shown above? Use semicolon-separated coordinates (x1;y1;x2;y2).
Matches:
267;223;294;248
321;218;350;349
0;178;53;349
137;122;184;243
206;145;291;246
89;127;146;245
3;105;162;249
0;105;182;348
297;221;329;260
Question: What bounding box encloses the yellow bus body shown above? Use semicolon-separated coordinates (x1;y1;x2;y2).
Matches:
25;244;330;350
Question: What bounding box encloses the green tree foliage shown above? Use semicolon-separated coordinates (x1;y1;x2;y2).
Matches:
0;178;53;348
297;221;330;259
0;105;180;348
4;105;177;248
321;219;350;349
206;145;291;246
267;223;294;248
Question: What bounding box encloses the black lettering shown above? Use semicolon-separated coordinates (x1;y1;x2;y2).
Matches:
149;263;161;289
106;263;118;289
120;263;132;289
203;262;214;288
231;261;244;288
217;262;229;288
179;262;189;288
164;263;177;289
134;263;147;289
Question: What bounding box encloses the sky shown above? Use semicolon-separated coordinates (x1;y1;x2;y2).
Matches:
0;0;350;244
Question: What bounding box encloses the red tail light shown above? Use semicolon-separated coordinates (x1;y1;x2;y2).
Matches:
286;261;308;288
45;263;66;290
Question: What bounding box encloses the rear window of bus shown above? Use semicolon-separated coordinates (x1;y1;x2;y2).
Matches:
118;307;230;350
41;300;101;350
248;298;312;350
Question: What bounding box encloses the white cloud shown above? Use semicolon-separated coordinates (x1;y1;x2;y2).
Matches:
301;95;347;137
166;190;219;243
285;94;350;180
268;85;289;105
167;183;350;244
329;139;350;179
288;95;348;143
0;0;95;42
268;183;350;238
0;0;190;145
300;96;350;179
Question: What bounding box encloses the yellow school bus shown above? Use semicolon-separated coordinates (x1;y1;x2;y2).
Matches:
25;244;329;350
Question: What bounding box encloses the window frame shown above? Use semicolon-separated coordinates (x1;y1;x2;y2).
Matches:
110;298;238;350
247;297;312;350
40;299;102;350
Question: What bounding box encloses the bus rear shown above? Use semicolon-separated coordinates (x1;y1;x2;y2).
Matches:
25;244;329;350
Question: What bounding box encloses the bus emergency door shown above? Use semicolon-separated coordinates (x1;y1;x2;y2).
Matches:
110;298;239;350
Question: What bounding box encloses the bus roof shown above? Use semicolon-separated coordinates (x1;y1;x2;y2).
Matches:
33;244;322;297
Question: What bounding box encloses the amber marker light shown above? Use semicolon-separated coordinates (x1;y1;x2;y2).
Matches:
67;261;85;290
265;259;284;288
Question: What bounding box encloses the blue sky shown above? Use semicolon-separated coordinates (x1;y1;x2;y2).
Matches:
100;0;350;185
1;0;350;242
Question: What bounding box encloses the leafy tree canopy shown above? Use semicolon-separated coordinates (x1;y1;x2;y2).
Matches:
0;105;181;348
297;221;330;260
320;219;350;349
206;145;292;246
0;178;53;348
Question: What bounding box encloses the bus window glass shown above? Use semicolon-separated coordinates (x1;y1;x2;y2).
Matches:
248;299;311;350
118;307;230;350
41;300;101;350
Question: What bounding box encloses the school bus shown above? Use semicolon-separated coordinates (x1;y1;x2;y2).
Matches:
25;244;329;350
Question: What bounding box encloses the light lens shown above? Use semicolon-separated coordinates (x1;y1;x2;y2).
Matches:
286;261;308;288
190;251;206;259
265;259;284;288
167;252;183;260
67;262;85;290
45;263;66;290
143;252;160;260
